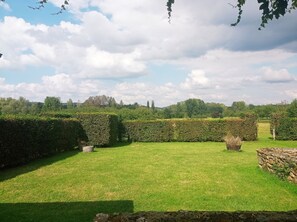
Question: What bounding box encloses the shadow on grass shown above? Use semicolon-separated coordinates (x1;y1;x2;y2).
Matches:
0;150;79;182
97;141;132;149
0;200;134;222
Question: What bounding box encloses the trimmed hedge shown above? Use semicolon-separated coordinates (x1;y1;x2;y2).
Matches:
0;116;85;168
75;113;118;147
123;115;257;142
123;120;174;142
271;113;297;140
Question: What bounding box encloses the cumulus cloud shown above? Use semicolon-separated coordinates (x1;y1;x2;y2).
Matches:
1;0;297;106
261;67;295;83
181;70;209;89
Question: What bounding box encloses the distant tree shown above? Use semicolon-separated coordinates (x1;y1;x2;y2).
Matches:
66;98;74;109
231;101;247;112
30;102;43;114
287;99;297;117
163;107;173;119
0;97;31;114
146;101;150;109
83;95;117;107
185;98;207;118
151;100;155;111
206;103;225;118
119;100;124;107
175;102;186;118
108;97;117;108
43;96;62;111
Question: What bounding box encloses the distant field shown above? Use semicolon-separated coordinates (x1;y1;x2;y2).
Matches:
0;122;297;221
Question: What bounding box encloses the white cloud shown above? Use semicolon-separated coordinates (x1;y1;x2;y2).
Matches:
285;90;297;99
181;70;209;89
0;1;10;11
261;67;295;83
1;1;297;106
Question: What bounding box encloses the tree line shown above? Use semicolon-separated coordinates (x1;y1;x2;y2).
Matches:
0;95;297;120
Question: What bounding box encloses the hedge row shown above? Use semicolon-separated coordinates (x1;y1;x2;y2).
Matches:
123;115;257;142
75;113;118;147
271;113;297;140
0;116;85;168
42;112;119;147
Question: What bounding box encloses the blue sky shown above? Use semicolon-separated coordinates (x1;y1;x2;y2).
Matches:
0;0;297;106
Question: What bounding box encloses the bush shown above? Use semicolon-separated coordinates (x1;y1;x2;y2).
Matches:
75;113;118;147
0;116;85;168
224;134;242;151
271;113;297;140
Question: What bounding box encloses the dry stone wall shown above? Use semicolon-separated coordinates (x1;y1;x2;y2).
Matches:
257;148;297;184
94;210;297;222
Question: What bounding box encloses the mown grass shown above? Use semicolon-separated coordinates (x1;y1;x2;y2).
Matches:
0;123;297;221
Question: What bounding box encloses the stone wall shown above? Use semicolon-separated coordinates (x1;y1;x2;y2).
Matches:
94;210;297;222
257;148;297;184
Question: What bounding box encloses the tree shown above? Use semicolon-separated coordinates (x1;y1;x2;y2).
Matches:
43;96;62;111
206;103;225;118
163;107;173;119
167;0;296;29
231;101;247;112
0;97;32;114
287;99;297;117
151;100;155;111
185;98;207;118
83;95;117;107
66;98;74;109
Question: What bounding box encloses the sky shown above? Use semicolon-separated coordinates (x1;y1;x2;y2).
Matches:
0;0;297;107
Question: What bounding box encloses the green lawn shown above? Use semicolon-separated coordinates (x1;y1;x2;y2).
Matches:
1;123;297;221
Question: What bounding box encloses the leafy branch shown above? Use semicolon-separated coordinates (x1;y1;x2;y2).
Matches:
166;0;175;22
1;0;70;15
166;0;296;29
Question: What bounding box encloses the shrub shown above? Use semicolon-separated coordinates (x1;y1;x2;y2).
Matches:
224;134;242;151
271;113;297;140
0;116;85;168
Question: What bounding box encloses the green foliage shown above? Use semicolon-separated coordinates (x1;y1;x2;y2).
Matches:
123;120;174;142
0;97;32;115
232;0;296;29
43;97;62;111
66;99;74;109
82;95;117;108
166;0;175;21
167;0;296;28
75;113;118;147
123;115;257;142
271;113;297;140
185;98;207;118
0;116;85;168
287;99;297;117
